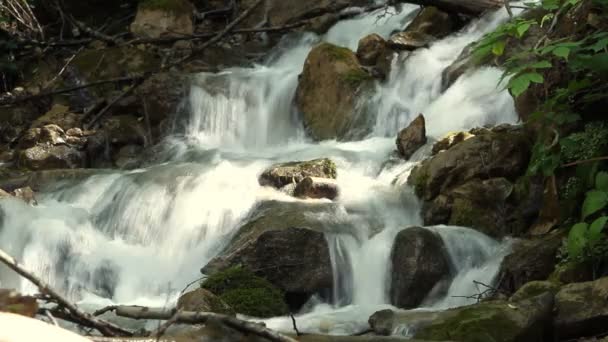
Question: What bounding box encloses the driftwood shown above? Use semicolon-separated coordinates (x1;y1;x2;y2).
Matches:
0;247;133;337
101;305;297;342
398;0;503;15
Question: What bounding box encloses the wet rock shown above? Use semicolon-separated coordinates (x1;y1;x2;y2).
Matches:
396;114;427;160
555;277;608;339
390;227;451;309
0;169;101;192
431;131;474;155
0;289;37;317
177;288;234;315
16;125;87;171
259;158;337;189
510;281;559;302
31;104;83;130
202;201;335;309
388;31;436;51
137;72;188;129
549;261;594;285
294;176;339;200
369;309;444;336
408;125;531;201
130;0;195;38
411;293;554;341
296;43;374;141
356;34;388;66
11;187;37;205
404;7;457;39
0;103;40;144
496;232;563;295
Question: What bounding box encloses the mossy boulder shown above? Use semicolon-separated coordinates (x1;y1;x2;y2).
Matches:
548;261;594;285
356;34;388;66
293;177;339;200
259;158;337;189
510;281;560;302
131;0;195;38
390;227;451;309
555;276;608;340
177;288;234;315
201;266;288;318
31;104;83;131
296;43;374;141
412;293;554;341
202;201;336;310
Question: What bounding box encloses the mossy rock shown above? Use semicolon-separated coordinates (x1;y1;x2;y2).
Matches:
548;261;594;285
259;158;337;189
177;288;234;315
201;266;288;318
510;281;560;302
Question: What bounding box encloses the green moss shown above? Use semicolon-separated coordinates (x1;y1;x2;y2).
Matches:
319;43;354;61
415;304;521;342
201;266;288;318
510;281;559;302
321;159;337;179
410;166;429;197
341;69;373;87
138;0;193;13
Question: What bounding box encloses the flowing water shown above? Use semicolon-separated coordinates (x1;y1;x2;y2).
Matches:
0;4;519;336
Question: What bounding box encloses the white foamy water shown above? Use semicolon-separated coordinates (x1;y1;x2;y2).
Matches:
0;4;519;336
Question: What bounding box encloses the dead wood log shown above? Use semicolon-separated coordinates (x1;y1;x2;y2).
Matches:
0;247;133;337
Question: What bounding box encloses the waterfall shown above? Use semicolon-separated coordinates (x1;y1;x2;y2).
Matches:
0;3;520;337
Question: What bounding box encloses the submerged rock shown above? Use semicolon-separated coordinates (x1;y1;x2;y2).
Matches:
390;227;451;309
259;158;337;189
396;114;427;160
202;201;335;309
130;0;195;38
296;43;374;141
177;288;234;315
294;176;339;200
554;276;608;339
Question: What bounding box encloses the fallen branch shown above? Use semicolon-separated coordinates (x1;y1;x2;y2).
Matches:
151;310;182;339
112;305;297;342
290;313;301;336
0;247;132;337
561;156;608;168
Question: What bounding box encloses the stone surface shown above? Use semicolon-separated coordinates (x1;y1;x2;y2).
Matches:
496;233;563;295
16;125;87;171
259;158;337;189
0;289;37;317
202;201;336;309
356;34;388;66
177;288;234;315
293;176;339;200
431;131;474;155
137;72;188;127
388;31;436;51
510;280;560;302
32;104;82;130
555;277;608;339
396;114;427;160
404;7;457;39
390;227;451;309
296;43;373;141
130;0;195;38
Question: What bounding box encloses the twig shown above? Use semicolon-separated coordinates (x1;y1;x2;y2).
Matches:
0;247;132;336
43;47;84;90
93;305;119;317
44;309;59;326
85;80;142;129
179;276;207;296
290;313;301;336
561;156;608;168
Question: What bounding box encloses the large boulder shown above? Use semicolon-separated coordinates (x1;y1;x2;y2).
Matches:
31;104;82;131
396;114;427;160
259;158;337;189
356;34;388;66
496;232;563;295
509;280;560;302
555;277;608;340
404;7;458;39
202;201;336;309
411;293;554;341
177;288;234;315
130;0;195;38
390;227;451;309
408;125;531;201
16;125;87;171
296;43;374;141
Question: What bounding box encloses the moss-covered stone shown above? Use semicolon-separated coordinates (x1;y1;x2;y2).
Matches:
259;158;337;189
510;281;560;302
177;288;234;315
201;266;288;318
548;261;593;285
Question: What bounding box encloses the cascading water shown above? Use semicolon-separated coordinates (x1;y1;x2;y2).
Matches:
0;3;520;336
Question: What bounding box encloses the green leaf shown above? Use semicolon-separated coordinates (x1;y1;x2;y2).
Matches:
553;46;571;59
541;13;554;27
568;222;589;258
508;74;531;97
528;72;544;83
596;172;608;191
492;40;506;56
590;37;608;52
582;190;608;220
516;23;531;38
588;216;608;247
531;60;553;69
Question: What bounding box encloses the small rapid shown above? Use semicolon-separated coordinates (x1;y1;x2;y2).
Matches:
0;3;519;336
